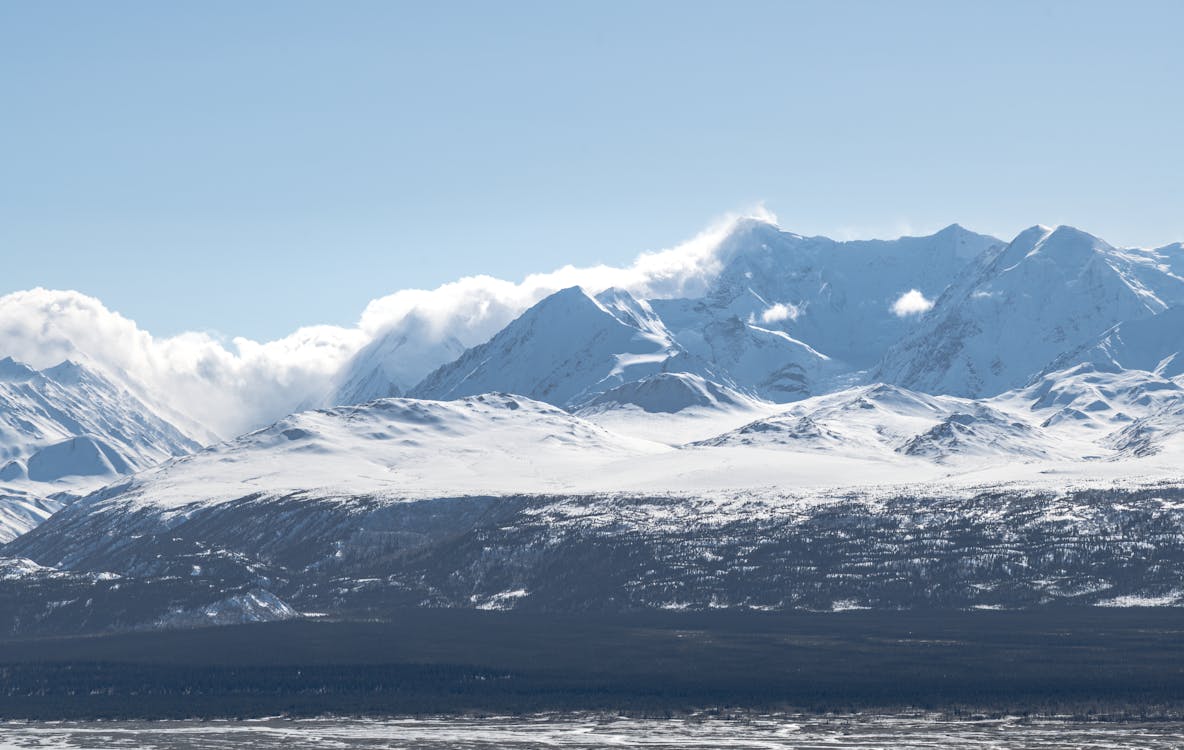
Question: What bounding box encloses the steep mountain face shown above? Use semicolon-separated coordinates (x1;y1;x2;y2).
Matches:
410;287;688;408
578;372;751;414
0;356;203;542
658;309;841;401
326;313;467;406
330;221;1001;411
653;220;1002;369
0;490;63;544
876;226;1184;397
0;357;200;473
1046;304;1184;379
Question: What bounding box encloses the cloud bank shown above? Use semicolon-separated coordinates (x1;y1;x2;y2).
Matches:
0;208;777;438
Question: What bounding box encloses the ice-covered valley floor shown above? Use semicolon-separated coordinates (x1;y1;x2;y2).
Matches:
0;715;1181;749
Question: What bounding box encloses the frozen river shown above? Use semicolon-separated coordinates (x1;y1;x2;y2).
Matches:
1;714;1182;749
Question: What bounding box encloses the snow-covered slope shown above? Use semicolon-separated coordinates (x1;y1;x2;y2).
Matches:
0;489;63;544
877;226;1184;397
85;393;673;510
651;220;1002;370
696;384;957;453
1012;366;1184;458
409;287;688;408
0;356;203;542
0;357;200;473
579;372;751;414
56;377;1184;522
694;383;1062;462
326;313;467;405
409;283;846;409
330;220;1001;411
671;312;841;400
1045;305;1184;379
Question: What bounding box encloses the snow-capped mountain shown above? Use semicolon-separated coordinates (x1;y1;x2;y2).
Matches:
651;219;1001;369
0;357;199;481
9;218;1184;632
331;220;1001;412
0;356;204;542
326;312;468;405
1045;304;1184;379
24;371;1184;527
877;226;1184;397
410;287;688;408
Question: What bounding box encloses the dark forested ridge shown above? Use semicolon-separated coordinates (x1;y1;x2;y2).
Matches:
1;608;1183;719
4;485;1184;720
5;486;1184;637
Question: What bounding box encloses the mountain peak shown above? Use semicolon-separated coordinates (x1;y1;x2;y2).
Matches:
0;356;37;381
410;284;680;408
1020;225;1110;267
1043;224;1107;247
877;221;1184;398
41;359;92;386
934;222;976;236
714;216;792;254
533;285;601;314
997;225;1054;262
993;224;1108;269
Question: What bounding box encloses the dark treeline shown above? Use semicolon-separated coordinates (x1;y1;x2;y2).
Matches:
2;608;1183;720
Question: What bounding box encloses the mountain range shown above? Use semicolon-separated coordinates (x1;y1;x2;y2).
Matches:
335;220;1184;417
4;218;1184;629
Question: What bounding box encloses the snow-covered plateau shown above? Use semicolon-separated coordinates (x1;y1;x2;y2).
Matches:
3;218;1184;633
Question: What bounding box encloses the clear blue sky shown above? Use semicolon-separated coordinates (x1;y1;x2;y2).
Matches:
3;1;1182;340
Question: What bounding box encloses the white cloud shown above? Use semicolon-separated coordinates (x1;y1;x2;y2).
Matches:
0;207;777;439
0;288;365;440
759;302;800;324
890;289;935;317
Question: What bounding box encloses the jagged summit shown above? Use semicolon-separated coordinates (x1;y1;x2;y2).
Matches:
410;286;683;408
875;223;1184;397
0;357;199;476
0;356;204;541
326;312;467;407
0;356;36;381
39;359;94;386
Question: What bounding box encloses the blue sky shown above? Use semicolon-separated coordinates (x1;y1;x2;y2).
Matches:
3;1;1182;340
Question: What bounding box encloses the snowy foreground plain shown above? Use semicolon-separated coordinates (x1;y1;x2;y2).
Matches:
1;715;1183;750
